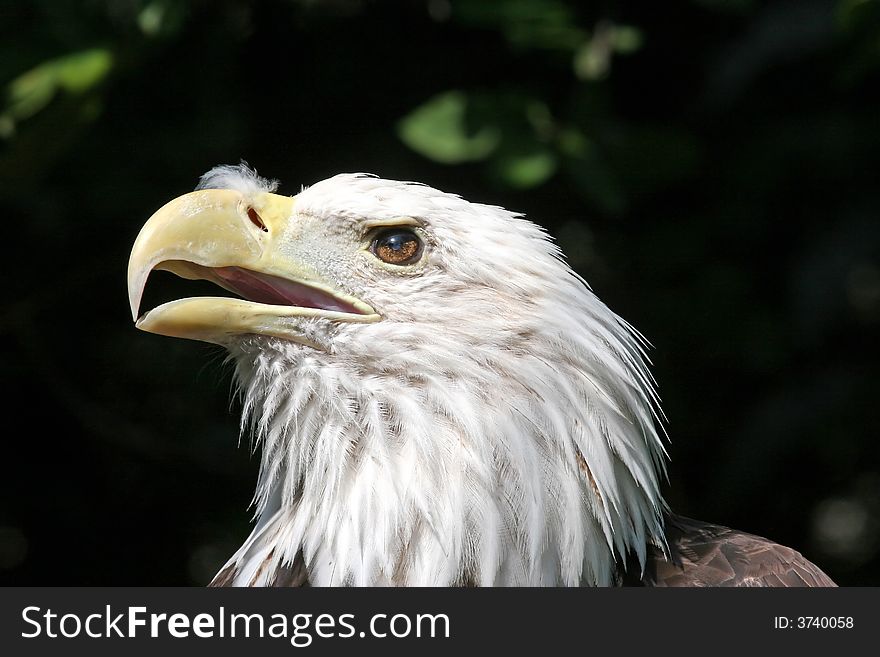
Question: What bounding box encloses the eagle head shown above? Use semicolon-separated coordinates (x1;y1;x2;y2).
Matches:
128;164;667;586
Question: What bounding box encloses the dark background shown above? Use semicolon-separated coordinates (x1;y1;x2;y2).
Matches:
1;0;877;586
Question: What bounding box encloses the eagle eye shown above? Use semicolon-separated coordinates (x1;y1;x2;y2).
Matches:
371;228;423;266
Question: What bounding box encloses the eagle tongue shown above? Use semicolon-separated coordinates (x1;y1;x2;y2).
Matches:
212;266;361;314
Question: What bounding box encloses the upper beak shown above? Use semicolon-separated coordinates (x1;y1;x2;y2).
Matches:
128;189;378;345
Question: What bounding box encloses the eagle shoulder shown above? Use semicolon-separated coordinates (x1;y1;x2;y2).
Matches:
639;515;836;587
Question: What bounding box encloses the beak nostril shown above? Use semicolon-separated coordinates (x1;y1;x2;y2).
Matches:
247;207;268;232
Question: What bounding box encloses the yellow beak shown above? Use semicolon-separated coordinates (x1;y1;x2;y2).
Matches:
128;189;378;345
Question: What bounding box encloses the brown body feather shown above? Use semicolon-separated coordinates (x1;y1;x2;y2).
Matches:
636;515;836;587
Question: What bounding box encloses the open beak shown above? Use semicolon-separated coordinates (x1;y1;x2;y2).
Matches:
128;189;379;345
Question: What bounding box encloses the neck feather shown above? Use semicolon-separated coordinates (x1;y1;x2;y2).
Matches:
217;298;668;586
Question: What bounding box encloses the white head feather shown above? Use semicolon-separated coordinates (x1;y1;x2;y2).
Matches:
206;165;668;586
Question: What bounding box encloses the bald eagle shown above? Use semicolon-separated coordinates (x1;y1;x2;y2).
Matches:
127;165;835;587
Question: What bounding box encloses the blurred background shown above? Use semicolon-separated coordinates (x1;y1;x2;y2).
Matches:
1;0;878;586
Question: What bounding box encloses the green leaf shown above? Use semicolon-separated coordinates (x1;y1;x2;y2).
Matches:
397;91;500;164
611;25;644;54
573;23;643;81
2;48;113;138
138;0;190;39
493;148;558;188
53;49;114;94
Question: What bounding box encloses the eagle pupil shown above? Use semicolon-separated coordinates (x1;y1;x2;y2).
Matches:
372;229;421;265
388;235;406;250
